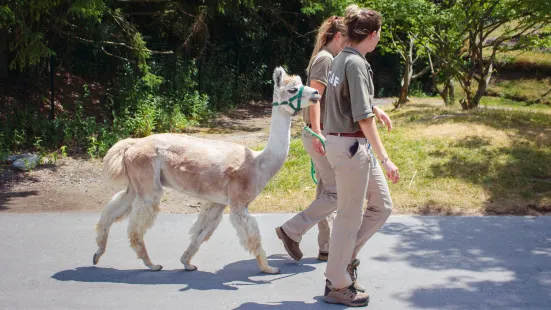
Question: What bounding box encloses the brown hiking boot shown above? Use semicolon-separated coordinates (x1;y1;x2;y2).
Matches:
324;280;370;307
275;227;303;261
317;251;329;261
347;259;366;292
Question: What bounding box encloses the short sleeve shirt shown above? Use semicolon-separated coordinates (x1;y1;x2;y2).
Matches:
302;47;333;125
323;47;375;133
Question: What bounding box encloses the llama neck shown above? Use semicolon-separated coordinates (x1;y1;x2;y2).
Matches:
257;106;292;184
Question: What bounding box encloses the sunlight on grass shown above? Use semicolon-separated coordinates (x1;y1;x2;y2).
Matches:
447;78;551;111
250;104;551;215
488;78;551;105
250;139;316;213
495;51;551;68
480;97;551;113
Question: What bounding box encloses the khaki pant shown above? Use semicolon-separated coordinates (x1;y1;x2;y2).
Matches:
324;135;393;289
282;128;337;253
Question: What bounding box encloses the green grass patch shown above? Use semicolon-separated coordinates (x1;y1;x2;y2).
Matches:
250;138;317;213
251;104;551;215
480;97;551;112
447;77;551;111
487;78;551;105
494;51;551;68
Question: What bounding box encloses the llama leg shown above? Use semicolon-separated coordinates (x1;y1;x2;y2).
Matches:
180;202;226;271
127;190;163;271
229;207;280;274
93;188;135;265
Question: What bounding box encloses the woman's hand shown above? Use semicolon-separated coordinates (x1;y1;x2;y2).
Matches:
373;106;392;132
382;159;400;184
312;133;326;155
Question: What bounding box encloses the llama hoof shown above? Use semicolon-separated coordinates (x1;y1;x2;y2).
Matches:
93;253;101;265
147;264;163;271
184;264;198;271
262;266;280;274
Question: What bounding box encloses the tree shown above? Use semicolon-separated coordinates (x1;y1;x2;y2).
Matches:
362;0;433;108
424;0;551;110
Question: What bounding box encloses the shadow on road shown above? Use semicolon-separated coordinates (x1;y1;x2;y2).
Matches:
376;217;551;309
233;297;328;310
52;255;319;292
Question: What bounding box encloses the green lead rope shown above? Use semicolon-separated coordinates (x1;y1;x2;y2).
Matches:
303;125;326;184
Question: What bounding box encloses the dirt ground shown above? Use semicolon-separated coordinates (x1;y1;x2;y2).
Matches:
0;101;277;213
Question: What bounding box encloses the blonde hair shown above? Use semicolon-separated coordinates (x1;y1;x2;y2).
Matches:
306;16;347;75
344;4;382;43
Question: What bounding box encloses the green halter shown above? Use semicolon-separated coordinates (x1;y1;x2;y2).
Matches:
272;85;305;113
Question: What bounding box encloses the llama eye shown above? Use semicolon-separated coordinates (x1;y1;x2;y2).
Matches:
288;88;298;94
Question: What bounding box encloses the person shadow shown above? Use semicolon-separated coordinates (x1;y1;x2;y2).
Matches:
233;298;332;309
52;254;320;292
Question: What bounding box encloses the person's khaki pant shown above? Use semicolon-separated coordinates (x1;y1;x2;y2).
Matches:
282;128;337;253
324;135;393;289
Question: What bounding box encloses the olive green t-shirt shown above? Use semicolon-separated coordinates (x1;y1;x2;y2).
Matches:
323;47;375;133
302;47;333;125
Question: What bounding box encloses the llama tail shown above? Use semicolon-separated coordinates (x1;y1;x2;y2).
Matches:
102;138;137;188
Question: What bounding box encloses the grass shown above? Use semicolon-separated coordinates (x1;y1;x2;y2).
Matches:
494;51;551;69
480;97;551;112
249;102;551;215
249;138;319;213
487;77;551;105
447;77;551;111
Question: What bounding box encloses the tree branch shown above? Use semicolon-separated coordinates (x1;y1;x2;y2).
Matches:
391;35;406;60
412;65;431;80
74;36;173;54
102;47;130;62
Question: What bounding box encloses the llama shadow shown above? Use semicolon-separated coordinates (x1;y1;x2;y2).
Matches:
52;255;318;292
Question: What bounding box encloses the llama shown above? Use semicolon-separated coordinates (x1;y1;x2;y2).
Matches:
92;67;320;274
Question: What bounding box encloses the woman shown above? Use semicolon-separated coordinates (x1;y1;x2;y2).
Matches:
321;5;399;307
275;15;392;269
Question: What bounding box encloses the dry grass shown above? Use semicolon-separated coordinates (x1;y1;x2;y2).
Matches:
250;102;551;215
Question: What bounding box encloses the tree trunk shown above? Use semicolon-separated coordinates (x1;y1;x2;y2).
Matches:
448;80;455;105
395;35;415;108
50;55;55;120
0;28;8;78
397;60;412;106
472;53;494;108
472;79;487;108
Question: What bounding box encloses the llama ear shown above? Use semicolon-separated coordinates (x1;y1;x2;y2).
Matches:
273;67;287;88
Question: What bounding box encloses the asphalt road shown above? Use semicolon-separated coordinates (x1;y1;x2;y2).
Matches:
0;213;549;309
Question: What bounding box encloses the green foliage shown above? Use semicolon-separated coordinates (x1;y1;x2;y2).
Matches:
69;0;106;21
1;0;550;159
420;0;551;109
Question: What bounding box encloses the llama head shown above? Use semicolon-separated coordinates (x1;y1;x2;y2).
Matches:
272;67;321;116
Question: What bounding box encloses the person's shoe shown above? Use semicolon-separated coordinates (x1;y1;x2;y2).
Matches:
275;227;303;261
347;258;366;292
323;280;370;307
317;251;329;261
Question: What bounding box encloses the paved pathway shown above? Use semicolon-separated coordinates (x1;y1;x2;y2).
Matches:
1;213;550;309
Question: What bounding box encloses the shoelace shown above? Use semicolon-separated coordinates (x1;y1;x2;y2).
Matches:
343;285;358;298
347;264;358;281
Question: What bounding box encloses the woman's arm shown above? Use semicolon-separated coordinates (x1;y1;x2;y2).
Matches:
358;118;399;183
308;80;326;135
373;106;392;131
